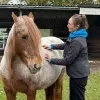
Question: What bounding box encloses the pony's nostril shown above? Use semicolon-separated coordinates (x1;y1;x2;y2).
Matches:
27;64;41;74
34;64;37;68
34;64;41;69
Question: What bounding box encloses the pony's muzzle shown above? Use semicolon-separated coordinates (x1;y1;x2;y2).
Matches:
27;64;41;74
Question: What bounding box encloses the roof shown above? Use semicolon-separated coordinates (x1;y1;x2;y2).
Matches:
0;5;79;28
79;4;100;8
0;4;79;10
0;4;100;28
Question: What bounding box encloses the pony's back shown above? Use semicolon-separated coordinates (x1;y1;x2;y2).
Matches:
41;36;64;58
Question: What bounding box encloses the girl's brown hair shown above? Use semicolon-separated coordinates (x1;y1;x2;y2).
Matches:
71;14;89;30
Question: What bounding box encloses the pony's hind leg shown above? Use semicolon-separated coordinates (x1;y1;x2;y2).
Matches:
4;87;16;100
45;72;64;100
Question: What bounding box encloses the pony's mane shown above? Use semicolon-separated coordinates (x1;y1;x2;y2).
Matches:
22;16;41;52
4;24;15;56
4;15;41;55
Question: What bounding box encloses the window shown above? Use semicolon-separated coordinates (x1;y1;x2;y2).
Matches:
0;28;8;49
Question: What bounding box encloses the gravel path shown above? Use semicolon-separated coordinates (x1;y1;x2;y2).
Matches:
89;60;100;73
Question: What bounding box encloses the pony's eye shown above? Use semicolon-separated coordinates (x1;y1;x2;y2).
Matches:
22;35;28;39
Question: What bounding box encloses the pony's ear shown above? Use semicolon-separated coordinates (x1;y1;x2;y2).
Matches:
28;12;34;21
12;12;17;22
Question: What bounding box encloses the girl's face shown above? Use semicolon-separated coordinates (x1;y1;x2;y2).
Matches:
67;17;78;32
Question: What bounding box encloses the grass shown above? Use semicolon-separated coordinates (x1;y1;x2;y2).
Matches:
86;73;100;100
0;72;100;100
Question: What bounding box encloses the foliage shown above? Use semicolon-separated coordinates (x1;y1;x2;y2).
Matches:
0;0;8;4
26;0;100;6
1;0;100;6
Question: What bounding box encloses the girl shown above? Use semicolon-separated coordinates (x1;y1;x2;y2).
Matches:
43;14;90;100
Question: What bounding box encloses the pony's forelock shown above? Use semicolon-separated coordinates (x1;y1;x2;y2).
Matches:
21;16;41;52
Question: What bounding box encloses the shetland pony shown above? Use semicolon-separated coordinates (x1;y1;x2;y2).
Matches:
0;12;65;100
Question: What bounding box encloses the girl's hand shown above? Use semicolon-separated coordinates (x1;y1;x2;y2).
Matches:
42;44;51;50
45;54;51;61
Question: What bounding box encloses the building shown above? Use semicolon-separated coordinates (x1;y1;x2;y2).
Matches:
0;4;100;57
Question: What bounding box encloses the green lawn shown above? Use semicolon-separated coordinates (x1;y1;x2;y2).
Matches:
0;72;100;100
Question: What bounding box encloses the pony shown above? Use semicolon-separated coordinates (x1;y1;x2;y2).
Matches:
0;12;65;100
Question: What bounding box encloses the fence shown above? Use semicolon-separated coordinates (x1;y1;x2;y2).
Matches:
0;31;8;55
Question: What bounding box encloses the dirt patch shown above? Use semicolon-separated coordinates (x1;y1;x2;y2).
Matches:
89;60;100;73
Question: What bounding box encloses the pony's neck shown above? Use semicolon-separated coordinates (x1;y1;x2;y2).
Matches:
4;24;15;57
1;24;16;79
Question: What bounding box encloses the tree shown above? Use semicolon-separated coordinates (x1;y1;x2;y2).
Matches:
26;0;100;6
0;0;100;5
0;0;8;4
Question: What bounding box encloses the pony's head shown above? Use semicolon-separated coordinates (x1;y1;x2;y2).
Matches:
10;12;42;74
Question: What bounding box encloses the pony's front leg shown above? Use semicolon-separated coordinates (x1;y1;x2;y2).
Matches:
26;89;37;100
4;87;16;100
45;83;55;100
